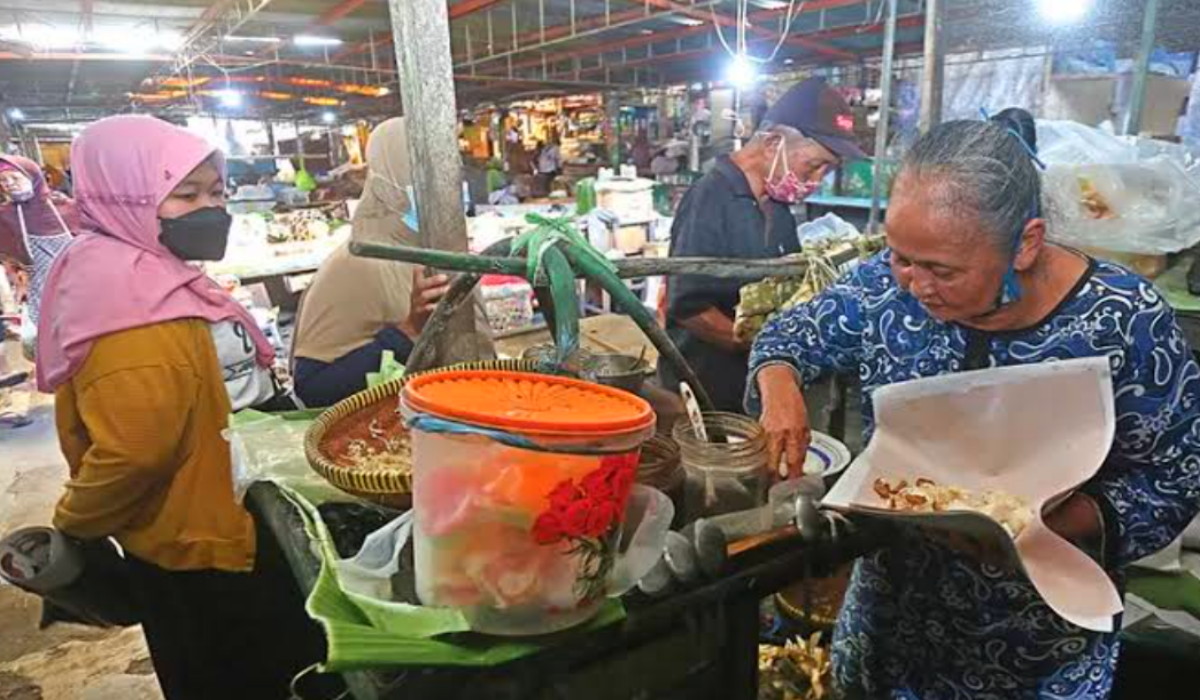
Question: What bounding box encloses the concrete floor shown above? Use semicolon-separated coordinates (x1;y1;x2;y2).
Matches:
0;343;162;700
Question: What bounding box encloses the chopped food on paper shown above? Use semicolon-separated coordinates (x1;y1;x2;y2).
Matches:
872;477;1034;537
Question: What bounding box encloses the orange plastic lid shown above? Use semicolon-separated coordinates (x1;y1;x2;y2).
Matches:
403;370;655;435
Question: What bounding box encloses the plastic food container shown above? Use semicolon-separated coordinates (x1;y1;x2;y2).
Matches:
479;277;534;335
673;412;769;520
401;370;656;636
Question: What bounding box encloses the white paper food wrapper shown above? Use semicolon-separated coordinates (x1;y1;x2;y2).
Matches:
823;357;1123;632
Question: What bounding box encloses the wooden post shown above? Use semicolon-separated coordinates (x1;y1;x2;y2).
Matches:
918;0;943;133
388;0;486;365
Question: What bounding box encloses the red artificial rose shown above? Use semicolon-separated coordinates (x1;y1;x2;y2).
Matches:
583;501;619;538
547;479;579;510
581;467;614;501
532;511;565;545
609;464;636;502
562;501;592;538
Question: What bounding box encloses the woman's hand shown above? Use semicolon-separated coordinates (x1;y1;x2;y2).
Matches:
758;364;810;481
1043;492;1102;548
397;268;451;340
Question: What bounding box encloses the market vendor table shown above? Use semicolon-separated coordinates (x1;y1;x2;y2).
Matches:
246;482;878;700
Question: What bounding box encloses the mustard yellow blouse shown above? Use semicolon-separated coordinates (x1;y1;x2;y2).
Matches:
53;319;255;572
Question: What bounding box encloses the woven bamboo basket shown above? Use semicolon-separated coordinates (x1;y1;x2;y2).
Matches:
773;563;853;631
304;358;546;508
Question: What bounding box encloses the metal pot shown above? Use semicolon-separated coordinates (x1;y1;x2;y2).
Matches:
586;353;652;395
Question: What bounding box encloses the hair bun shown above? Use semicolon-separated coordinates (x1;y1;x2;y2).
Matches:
989;107;1038;154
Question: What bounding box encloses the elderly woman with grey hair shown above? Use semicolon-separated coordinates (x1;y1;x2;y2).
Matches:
748;108;1200;697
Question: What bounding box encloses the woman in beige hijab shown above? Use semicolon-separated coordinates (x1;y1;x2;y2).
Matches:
293;117;489;406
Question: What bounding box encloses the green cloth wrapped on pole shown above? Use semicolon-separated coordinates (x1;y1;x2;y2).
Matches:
575;178;597;216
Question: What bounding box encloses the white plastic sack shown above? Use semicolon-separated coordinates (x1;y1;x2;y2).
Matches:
797;213;861;246
1037;120;1200;254
1038;120;1135;167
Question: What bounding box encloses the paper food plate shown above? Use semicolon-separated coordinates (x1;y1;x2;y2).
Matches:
805;431;852;477
823;357;1123;632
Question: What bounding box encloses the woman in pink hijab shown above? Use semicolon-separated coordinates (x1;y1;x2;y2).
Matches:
0;153;77;358
36;116;335;699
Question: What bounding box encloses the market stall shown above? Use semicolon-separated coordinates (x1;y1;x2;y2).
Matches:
7;0;1200;698
209;204;352;311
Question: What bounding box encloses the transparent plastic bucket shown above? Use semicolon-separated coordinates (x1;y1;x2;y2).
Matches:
401;371;655;636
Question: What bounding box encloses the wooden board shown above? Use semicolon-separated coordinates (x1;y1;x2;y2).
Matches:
494;314;660;368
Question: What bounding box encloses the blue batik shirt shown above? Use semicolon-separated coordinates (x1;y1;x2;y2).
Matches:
748;250;1200;699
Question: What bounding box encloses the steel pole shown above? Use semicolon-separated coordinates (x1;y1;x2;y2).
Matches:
387;0;485;365
918;0;943;133
867;0;898;235
1123;0;1160;136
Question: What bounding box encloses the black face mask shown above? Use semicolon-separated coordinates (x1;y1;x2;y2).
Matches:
158;207;232;261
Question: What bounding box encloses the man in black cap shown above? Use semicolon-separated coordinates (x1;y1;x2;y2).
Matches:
661;77;864;411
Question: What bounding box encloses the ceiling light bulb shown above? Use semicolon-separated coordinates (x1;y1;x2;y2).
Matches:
1039;0;1091;24
726;54;758;89
322;111;337;124
218;90;242;108
7;108;25;121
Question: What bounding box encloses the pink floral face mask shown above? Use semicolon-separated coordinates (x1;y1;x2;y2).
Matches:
764;140;820;204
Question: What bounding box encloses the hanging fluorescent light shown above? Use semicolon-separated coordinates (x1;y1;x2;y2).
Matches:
7;108;25;121
217;90;243;108
753;0;791;9
1039;0;1091;24
1;24;81;50
726;54;759;89
294;35;343;47
671;18;705;27
93;27;183;54
225;35;283;43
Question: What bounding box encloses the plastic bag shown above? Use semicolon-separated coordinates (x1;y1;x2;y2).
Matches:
1037;120;1200;254
608;485;675;596
365;350;405;389
335;511;413;600
324;484;672;606
1038;120;1135;167
225;411;328;502
796;213;861;246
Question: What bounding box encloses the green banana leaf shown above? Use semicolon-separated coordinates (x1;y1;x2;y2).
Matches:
277;485;627;671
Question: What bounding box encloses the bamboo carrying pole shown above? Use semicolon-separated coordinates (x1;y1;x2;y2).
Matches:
348;242;862;283
354;237;877;412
